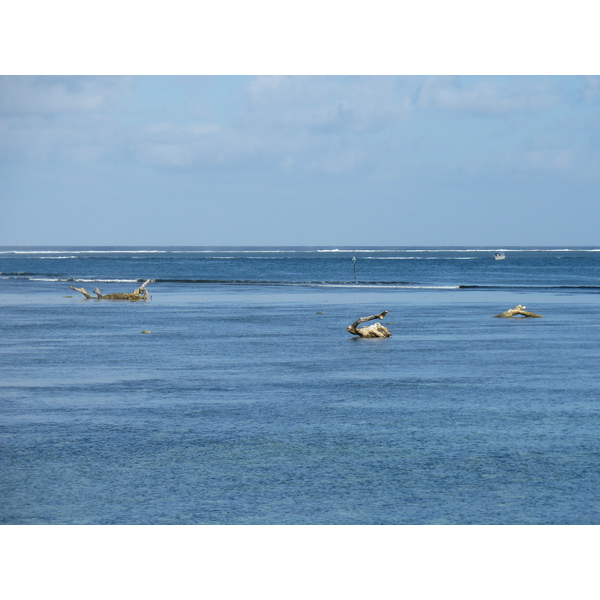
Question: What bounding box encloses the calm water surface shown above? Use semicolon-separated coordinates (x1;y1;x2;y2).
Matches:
1;247;599;524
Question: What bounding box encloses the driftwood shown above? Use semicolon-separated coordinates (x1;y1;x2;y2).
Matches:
347;311;391;337
493;305;543;318
69;280;151;301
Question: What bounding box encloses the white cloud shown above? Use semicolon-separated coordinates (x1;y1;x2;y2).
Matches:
132;121;256;167
519;148;575;171
242;75;575;133
1;75;597;180
580;76;600;102
0;76;134;115
139;122;222;142
411;76;565;115
244;75;411;133
0;112;124;163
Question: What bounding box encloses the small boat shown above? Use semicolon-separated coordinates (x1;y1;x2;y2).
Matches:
493;252;506;260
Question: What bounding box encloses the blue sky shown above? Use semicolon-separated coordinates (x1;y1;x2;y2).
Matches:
2;75;600;246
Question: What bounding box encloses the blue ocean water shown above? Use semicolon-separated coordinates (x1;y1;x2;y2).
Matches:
1;247;599;524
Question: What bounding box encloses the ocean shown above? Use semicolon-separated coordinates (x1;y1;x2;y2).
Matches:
1;246;599;524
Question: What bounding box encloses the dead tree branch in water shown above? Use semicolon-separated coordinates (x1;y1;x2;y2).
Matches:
347;311;391;337
70;280;152;301
493;305;543;318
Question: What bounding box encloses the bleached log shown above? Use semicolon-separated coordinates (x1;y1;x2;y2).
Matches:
493;305;543;318
70;280;151;301
347;311;391;337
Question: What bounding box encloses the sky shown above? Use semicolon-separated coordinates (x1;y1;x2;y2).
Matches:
1;74;600;247
1;0;599;248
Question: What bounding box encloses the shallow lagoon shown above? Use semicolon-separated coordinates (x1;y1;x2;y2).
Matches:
1;248;599;524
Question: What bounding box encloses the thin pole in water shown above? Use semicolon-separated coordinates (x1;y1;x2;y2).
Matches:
352;256;357;279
